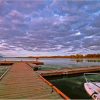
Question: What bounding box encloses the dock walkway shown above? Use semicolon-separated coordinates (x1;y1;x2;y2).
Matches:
38;66;100;77
0;62;63;99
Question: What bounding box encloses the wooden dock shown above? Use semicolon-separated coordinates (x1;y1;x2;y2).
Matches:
0;62;68;99
38;66;100;77
0;61;44;65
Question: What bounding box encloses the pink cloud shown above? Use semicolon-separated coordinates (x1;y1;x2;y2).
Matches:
13;0;45;11
0;0;4;5
8;10;23;18
0;16;4;23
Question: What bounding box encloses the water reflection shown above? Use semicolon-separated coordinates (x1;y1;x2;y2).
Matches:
72;59;100;62
47;74;100;99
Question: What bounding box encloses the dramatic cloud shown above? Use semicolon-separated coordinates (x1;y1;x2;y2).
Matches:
0;0;100;56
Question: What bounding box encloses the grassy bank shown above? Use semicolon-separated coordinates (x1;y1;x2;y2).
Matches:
0;66;8;77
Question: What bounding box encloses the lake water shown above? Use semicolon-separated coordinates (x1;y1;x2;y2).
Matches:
47;74;100;99
40;58;100;70
0;57;100;99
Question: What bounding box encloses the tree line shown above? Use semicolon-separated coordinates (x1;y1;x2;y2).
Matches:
28;54;100;58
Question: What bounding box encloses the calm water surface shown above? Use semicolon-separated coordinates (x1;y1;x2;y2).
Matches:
40;58;100;70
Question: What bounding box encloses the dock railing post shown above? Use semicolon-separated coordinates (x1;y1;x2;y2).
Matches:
36;58;39;62
5;57;6;62
51;87;54;94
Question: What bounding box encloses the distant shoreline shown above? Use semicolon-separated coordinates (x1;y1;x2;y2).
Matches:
1;54;100;59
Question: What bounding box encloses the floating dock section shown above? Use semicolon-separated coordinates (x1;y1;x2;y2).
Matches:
38;66;100;77
0;61;44;65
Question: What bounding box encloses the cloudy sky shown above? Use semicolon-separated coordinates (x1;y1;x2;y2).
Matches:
0;0;100;56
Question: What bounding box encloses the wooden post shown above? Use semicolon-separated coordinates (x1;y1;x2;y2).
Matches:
36;58;39;62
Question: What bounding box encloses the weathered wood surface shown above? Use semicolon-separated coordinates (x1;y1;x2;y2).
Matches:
0;62;62;99
38;66;100;76
0;61;44;65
